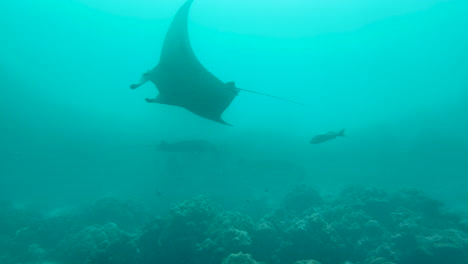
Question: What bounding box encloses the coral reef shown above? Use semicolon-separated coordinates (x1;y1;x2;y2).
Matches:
1;186;468;264
77;197;150;232
52;222;139;264
222;252;262;264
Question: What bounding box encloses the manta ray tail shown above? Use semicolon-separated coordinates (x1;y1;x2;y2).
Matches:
237;88;304;105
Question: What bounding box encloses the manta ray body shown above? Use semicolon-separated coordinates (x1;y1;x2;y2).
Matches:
131;0;299;125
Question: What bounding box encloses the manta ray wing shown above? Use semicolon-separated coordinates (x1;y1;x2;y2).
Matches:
159;0;203;71
154;0;238;125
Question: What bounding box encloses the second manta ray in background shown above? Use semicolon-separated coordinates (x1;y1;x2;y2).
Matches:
156;140;216;153
310;129;345;144
131;0;301;126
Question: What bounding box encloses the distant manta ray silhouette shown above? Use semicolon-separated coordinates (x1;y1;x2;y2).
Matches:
131;0;301;125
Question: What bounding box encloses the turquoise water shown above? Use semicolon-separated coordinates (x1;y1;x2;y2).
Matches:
1;0;467;263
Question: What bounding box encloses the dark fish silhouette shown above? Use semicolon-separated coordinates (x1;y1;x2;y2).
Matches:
309;129;345;144
156;140;216;153
131;0;301;125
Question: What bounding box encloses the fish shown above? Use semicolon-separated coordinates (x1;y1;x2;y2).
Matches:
309;129;345;144
156;140;217;153
131;0;301;125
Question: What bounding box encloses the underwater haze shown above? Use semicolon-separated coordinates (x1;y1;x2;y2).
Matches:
1;0;468;263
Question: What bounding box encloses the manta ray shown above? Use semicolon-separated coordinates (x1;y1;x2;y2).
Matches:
156;140;216;153
131;0;300;125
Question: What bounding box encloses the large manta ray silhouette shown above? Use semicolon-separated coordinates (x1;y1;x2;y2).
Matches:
131;0;300;125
